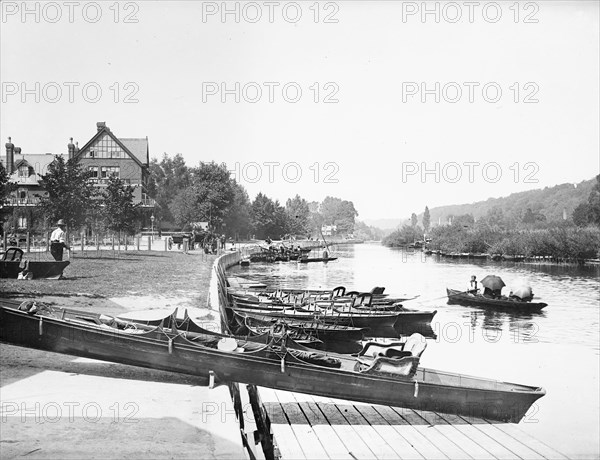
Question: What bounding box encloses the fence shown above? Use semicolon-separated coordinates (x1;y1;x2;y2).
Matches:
1;231;235;260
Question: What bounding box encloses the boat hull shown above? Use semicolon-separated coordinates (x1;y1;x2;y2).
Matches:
0;261;70;279
0;305;544;423
446;288;547;311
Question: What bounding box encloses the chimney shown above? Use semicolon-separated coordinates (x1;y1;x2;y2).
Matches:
68;137;75;160
5;137;14;174
75;141;79;154
96;121;106;132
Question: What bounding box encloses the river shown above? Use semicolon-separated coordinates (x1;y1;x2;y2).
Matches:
229;242;600;458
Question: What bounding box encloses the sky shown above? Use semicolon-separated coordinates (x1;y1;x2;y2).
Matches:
1;0;598;222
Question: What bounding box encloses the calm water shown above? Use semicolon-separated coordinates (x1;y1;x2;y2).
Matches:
230;243;600;458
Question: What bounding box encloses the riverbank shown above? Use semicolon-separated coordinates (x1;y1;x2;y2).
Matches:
0;251;247;459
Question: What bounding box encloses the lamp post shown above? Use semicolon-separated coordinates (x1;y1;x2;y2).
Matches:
150;214;155;241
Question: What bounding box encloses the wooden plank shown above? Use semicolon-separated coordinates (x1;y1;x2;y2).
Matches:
374;405;448;460
271;423;307;460
397;409;473;460
353;404;426;460
316;400;378;460
465;420;545;460
492;424;569;460
436;413;517;460
257;386;279;403
273;390;329;459
336;404;403;460
295;397;354;460
418;410;495;460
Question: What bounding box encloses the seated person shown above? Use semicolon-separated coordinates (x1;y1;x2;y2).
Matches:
483;287;496;298
468;275;478;294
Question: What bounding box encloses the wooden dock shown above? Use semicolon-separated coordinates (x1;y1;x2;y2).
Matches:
257;387;568;460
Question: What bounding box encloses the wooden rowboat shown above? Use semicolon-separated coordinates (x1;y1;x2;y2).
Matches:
236;311;368;342
446;288;548;311
0;300;545;423
298;257;338;263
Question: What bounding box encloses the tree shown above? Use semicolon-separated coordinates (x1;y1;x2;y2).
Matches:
422;206;431;233
223;181;252;239
410;213;418;228
170;162;235;230
0;163;17;231
38;155;98;230
101;176;140;234
250;193;287;239
320;196;358;235
587;175;600;225
285;195;310;236
572;203;591;227
147;153;191;226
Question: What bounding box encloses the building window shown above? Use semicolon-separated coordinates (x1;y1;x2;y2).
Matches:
101;166;120;179
18;165;29;177
84;134;126;159
88;166;98;179
18;216;27;229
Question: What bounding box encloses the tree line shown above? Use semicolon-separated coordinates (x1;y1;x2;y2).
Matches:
1;154;360;240
383;176;600;261
147;154;359;239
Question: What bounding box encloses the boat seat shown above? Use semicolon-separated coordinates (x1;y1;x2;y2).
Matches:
355;355;420;378
2;247;24;262
331;286;346;297
351;293;372;308
357;333;427;359
370;286;386;295
402;333;428;358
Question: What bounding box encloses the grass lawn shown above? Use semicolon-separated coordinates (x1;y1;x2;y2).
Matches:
0;250;217;315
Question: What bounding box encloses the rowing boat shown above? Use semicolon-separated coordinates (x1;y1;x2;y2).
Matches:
0;300;545;423
298;257;338;263
236;311;368;342
446;288;548;311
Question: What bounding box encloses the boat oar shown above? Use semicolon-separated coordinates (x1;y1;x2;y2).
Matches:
410;289;475;306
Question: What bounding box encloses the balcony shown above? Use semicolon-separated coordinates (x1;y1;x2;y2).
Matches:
3;197;42;207
88;178;133;185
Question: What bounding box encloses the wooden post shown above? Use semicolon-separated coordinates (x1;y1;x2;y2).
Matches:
136;236;140;251
148;236;151;251
26;232;31;253
164;239;168;251
111;234;115;251
96;234;100;254
124;234;128;251
81;232;84;255
46;232;50;252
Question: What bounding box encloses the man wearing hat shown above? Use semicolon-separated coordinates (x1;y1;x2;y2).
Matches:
50;219;70;261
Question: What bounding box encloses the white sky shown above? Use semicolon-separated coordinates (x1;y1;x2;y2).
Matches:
1;1;598;220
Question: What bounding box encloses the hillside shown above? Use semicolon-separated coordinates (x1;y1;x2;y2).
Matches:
425;178;596;225
364;177;597;231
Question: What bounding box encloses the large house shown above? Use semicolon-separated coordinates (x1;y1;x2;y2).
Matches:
1;122;155;231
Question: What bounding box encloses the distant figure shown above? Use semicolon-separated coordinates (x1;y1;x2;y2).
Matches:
168;236;173;250
220;234;226;250
468;275;478;294
322;246;329;260
265;236;272;245
50;219;70;261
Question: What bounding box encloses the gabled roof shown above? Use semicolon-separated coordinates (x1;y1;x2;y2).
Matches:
9;154;56;184
120;138;149;165
74;127;147;167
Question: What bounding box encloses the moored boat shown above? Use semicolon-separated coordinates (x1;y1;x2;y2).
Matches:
0;300;545;423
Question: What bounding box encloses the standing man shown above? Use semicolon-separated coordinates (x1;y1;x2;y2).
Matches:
50;219;70;261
